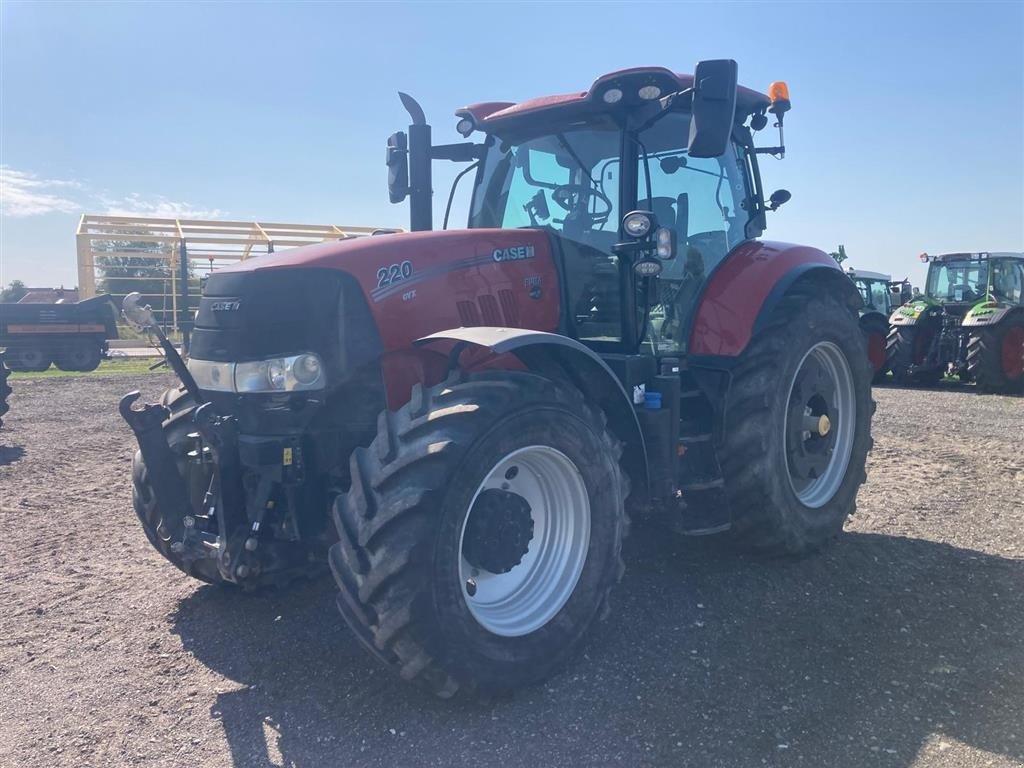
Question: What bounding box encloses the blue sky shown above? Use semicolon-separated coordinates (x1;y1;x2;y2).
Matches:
1;1;1021;290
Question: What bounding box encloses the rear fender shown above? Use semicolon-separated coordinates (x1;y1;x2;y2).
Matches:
415;327;648;500
688;241;854;360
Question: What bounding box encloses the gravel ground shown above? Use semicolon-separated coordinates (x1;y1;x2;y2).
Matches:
1;374;1022;768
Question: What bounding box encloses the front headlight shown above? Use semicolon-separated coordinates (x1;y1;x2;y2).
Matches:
187;353;325;393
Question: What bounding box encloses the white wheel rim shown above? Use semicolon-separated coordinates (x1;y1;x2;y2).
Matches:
784;341;857;508
458;445;591;637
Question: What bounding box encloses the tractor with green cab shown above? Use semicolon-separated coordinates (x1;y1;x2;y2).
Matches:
887;252;1024;393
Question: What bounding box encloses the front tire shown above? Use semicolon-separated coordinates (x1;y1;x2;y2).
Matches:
967;314;1024;394
720;288;874;554
329;371;629;699
887;325;941;386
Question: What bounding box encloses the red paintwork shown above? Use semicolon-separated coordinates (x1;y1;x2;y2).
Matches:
688;241;841;357
218;229;559;406
1002;326;1024;378
460;68;771;130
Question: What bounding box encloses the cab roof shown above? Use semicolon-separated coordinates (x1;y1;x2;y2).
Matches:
456;67;771;132
847;269;893;282
931;251;1024;261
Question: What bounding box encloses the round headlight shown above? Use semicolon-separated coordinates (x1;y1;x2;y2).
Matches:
602;88;623;104
267;359;287;390
638;85;662;101
623;211;653;238
292;354;322;386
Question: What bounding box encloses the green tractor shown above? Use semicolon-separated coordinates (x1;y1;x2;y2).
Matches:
887;252;1024;393
846;268;911;382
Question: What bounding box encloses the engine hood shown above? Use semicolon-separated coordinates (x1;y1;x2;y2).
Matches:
208;227;560;353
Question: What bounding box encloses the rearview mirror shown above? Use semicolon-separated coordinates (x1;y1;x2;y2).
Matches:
688;59;738;158
767;189;791;211
386;131;409;204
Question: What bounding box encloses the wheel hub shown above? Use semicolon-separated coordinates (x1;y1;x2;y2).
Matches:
784;341;856;508
463;488;535;574
458;445;591;637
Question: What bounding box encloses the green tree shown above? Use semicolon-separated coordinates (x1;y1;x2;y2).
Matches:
829;244;848;265
0;279;28;303
93;231;192;327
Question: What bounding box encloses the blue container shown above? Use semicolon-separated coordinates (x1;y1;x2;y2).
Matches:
643;391;662;410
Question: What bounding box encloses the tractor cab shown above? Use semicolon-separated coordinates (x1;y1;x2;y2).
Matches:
388;62;793;357
921;252;1024;310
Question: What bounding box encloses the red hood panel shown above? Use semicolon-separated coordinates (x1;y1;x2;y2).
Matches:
219;229;560;350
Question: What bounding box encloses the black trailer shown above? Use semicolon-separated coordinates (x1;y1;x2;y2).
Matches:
0;295;119;372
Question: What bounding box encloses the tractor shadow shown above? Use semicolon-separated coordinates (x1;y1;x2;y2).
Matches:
873;378;1023;397
0;444;25;466
170;529;1024;768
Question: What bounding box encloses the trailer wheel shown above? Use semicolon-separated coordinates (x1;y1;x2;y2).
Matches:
56;344;102;372
329;371;629;699
720;288;873;554
7;348;52;372
886;325;941;386
966;314;1024;394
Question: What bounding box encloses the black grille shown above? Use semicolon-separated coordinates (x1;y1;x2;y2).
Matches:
189;268;380;380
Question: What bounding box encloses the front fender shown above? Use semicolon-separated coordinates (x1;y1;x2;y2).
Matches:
416;327;648;501
890;299;938;327
962;301;1020;328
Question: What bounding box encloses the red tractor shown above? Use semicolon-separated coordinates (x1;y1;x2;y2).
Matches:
120;61;873;699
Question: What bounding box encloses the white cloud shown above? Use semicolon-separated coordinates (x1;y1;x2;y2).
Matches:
0;166;83;217
0;165;227;220
98;193;226;220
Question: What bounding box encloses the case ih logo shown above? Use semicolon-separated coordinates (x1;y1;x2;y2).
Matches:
210;300;241;312
492;245;535;263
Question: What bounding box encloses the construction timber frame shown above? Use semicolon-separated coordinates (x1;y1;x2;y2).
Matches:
76;214;393;340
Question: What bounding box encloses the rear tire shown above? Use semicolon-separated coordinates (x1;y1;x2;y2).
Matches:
329;371;629;699
967;314;1024;394
886;325;941;386
720;288;874;555
859;314;890;384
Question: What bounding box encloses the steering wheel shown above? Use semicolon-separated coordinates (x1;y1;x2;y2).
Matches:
552;184;613;223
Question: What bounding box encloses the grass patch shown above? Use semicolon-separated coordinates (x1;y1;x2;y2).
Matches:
8;358;169;380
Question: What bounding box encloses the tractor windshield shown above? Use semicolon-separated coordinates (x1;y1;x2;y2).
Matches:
926;259;989;304
854;279;891;313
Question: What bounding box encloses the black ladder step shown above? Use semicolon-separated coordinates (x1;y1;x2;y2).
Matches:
680;477;725;491
678;433;713;445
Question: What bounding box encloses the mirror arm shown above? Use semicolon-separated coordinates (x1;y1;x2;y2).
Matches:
431;142;485;162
